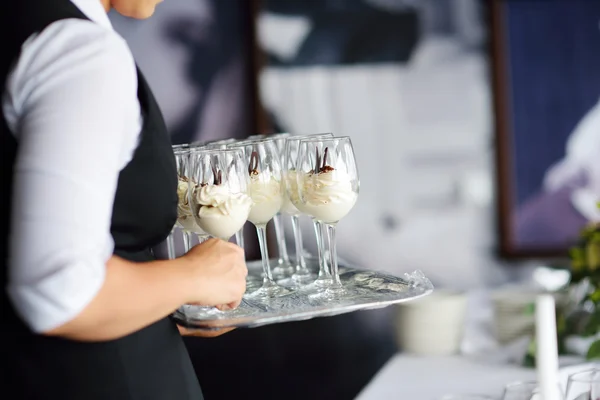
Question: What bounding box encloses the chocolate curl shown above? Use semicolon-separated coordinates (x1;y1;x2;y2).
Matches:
314;147;321;175
211;163;222;185
318;146;335;173
249;150;259;175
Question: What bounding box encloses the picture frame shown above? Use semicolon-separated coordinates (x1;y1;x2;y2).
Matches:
491;0;600;259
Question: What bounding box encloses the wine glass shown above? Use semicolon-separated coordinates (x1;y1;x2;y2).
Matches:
502;381;544;400
283;133;334;287
199;139;248;248
228;138;292;299
183;148;252;314
169;144;190;257
188;148;251;241
267;133;295;278
244;134;293;272
203;140;247;247
565;369;600;400
174;148;210;251
294;136;358;298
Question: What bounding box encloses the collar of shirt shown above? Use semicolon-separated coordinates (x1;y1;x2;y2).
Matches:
70;0;114;30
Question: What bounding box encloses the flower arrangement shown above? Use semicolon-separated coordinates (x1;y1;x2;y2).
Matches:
523;212;600;367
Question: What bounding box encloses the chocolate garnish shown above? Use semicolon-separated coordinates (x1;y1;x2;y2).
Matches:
211;164;218;182
249;150;259;176
210;163;222;185
313;146;334;174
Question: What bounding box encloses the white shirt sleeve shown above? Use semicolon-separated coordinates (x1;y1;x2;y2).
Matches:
2;19;142;333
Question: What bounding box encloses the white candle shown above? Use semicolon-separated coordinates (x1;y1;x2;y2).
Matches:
535;295;561;400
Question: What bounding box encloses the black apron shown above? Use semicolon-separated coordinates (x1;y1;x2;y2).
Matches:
0;1;203;398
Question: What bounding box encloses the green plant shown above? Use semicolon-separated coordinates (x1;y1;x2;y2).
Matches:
569;221;600;360
526;204;600;365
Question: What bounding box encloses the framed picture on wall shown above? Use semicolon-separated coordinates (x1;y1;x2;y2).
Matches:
492;0;600;258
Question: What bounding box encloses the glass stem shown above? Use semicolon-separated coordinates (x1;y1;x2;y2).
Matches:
256;225;274;283
326;223;342;287
166;230;176;260
273;213;289;264
182;230;193;252
291;215;307;272
313;220;330;277
235;229;246;261
235;229;245;250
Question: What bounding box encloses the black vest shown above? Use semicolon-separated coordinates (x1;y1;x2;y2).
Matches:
1;2;202;398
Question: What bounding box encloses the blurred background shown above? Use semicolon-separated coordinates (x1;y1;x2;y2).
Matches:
110;0;600;398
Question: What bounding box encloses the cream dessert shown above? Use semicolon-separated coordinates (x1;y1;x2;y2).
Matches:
296;167;357;223
280;195;299;216
247;172;283;225
176;177;202;231
281;170;301;215
193;184;252;239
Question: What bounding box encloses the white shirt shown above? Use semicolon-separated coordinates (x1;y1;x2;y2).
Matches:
2;0;142;333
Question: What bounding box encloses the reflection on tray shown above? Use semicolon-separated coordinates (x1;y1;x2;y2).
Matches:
173;257;434;329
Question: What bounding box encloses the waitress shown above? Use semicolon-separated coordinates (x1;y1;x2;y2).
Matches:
1;0;247;399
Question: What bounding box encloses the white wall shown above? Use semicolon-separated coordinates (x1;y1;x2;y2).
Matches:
258;10;517;289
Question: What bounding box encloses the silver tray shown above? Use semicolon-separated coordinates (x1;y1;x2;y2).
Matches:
172;258;434;329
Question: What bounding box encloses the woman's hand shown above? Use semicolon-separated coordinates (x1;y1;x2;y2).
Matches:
177;325;235;338
42;239;246;342
181;238;247;309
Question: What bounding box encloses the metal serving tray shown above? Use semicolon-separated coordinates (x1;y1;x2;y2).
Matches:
172;257;434;330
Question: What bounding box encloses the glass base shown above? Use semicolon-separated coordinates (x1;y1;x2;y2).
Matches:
296;276;333;293
276;270;317;288
293;270;317;284
308;284;347;301
245;280;292;300
271;261;295;278
245;276;263;293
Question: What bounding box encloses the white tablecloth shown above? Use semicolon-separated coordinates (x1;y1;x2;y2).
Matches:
356;354;592;400
355;355;538;400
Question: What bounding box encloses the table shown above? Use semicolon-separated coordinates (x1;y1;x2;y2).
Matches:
356;354;592;400
355;355;537;400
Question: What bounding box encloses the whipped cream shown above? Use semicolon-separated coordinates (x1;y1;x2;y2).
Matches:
280;196;299;215
177;178;191;215
176;177;205;233
193;184;252;239
296;169;357;223
281;170;301;215
247;172;283;225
